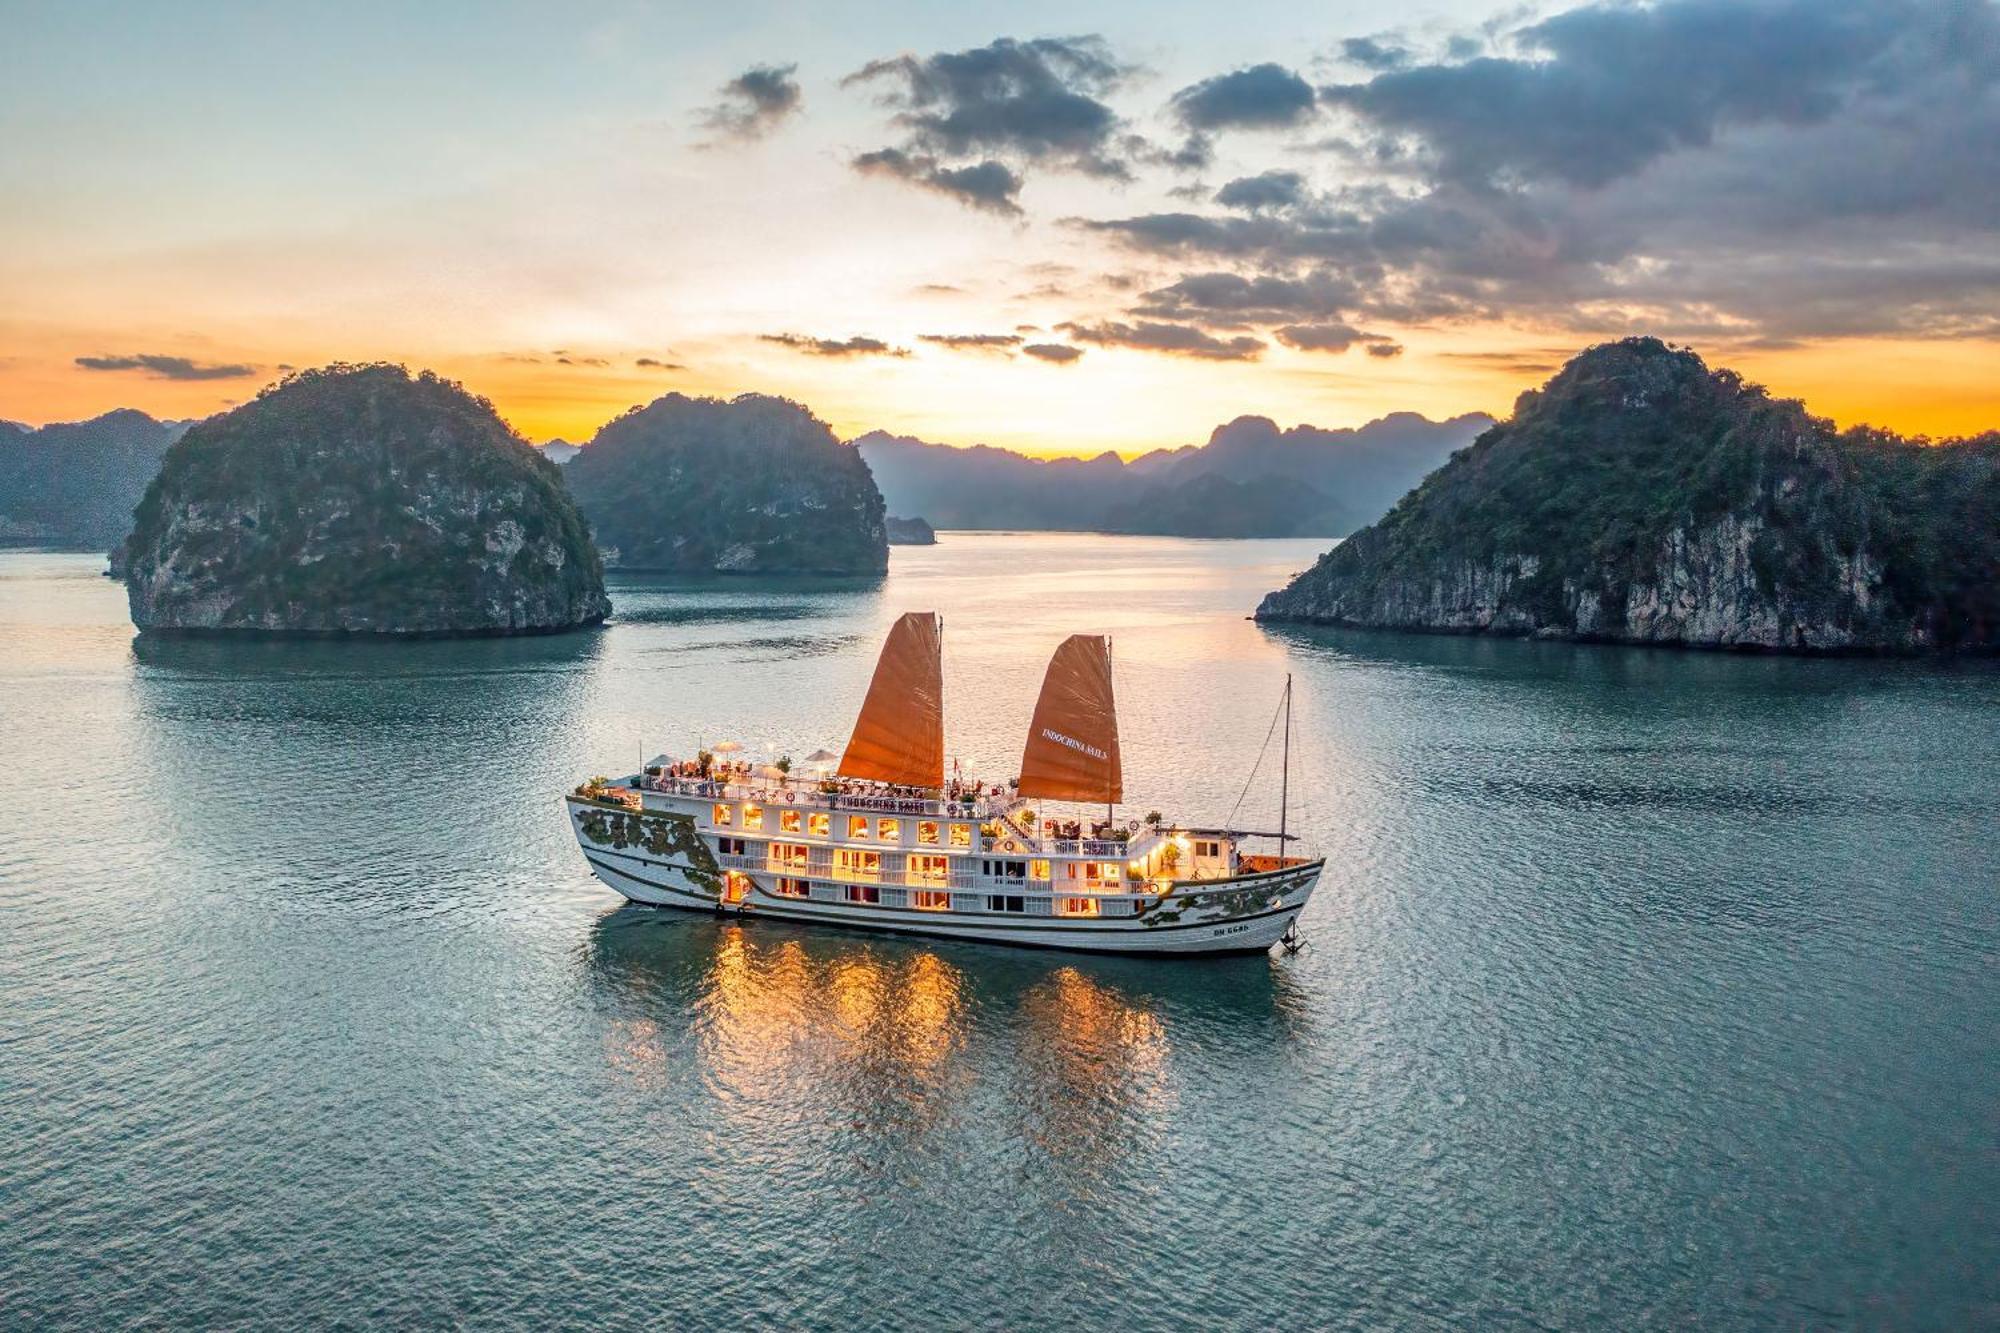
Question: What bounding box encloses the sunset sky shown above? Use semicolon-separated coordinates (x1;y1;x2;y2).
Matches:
3;0;1995;454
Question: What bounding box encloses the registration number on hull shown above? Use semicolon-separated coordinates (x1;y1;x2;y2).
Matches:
1213;923;1252;938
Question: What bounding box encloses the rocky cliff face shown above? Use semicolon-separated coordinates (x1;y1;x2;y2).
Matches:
0;409;190;550
121;364;610;636
885;515;937;545
1257;339;1998;653
565;393;887;574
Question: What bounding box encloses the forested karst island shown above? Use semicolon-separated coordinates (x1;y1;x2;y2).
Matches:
121;365;609;636
564;393;888;574
1257;340;1999;653
0;410;190;549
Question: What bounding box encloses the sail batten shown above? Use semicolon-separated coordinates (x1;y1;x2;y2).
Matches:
838;612;944;789
1017;634;1122;805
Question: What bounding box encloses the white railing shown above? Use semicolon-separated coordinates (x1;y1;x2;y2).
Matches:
639;773;1013;819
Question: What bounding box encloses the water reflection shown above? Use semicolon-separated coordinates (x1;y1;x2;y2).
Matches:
582;909;1310;1196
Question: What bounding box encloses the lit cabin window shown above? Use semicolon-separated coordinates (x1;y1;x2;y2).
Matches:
780;810;802;834
845;884;881;905
918;821;940;845
808;812;830;837
835;848;881;881
775;877;810;899
949;823;972;848
1065;863;1078;880
878;818;901;842
909;854;948;884
847;815;870;839
913;889;950;912
741;803;763;831
1030;859;1051;881
712;804;733;827
1058;897;1100;918
772;842;809;869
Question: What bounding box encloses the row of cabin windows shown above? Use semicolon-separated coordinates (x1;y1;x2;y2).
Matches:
712;804;972;847
765;878;1100;918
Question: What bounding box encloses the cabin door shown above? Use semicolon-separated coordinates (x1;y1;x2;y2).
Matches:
722;871;752;907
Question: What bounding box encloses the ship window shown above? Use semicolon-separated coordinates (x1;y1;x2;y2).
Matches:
1066;863;1078;880
986;894;1025;913
949;823;972;848
909;854;949;884
913;889;950;912
775;876;810;899
772;842;808;869
718;837;747;856
835;849;881;881
780;810;801;834
847;815;870;839
877;818;901;842
1196;840;1220;857
918;821;940;845
808;812;830;837
845;884;880;905
1058;897;1100;918
1030;859;1050;881
741;803;763;831
712;804;732;826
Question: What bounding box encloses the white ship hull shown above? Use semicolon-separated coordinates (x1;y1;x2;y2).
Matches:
567;795;1320;957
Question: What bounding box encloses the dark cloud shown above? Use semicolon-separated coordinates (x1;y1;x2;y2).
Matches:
1272;323;1395;353
1340;37;1410;71
1440;350;1569;373
556;355;609;367
1072;0;2000;345
1214;170;1306;212
1365;342;1405;358
699;63;803;142
846;36;1135;205
1056;320;1264;360
913;282;965;294
635;357;686;370
1134;269;1361;325
1022;342;1083;363
760;333;910;357
1170;63;1317;132
1321;0;1948;189
854;148;1024;215
919;333;1023;351
74;353;257;381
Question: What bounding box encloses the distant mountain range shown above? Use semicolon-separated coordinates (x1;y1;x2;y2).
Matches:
851;411;1494;537
0;410;192;548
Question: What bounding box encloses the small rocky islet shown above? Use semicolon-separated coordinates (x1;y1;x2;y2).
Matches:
120;364;610;636
562;393;888;575
1257;339;1999;654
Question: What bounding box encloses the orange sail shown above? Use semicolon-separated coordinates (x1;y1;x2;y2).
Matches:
837;612;945;789
1017;634;1122;805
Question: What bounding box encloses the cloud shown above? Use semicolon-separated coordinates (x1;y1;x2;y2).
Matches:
1056;320;1264;360
556;355;608;367
1214;170;1306;212
74;353;257;380
1339;37;1410;71
1022;342;1083;363
854;148;1024;214
699;63;803;142
1170;63;1317;132
1071;0;2000;345
635;357;686;370
1134;269;1360;325
760;333;910;357
846;36;1135;208
1365;342;1405;358
1272;323;1395;353
918;333;1023;351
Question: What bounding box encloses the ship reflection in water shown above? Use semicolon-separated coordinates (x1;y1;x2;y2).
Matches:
582;906;1308;1201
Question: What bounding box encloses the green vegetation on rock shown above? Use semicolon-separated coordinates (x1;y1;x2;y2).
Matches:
564;393;887;574
0;410;188;550
121;364;609;636
1257;339;1998;653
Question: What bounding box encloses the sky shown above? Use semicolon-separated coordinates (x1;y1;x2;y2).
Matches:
2;0;1996;454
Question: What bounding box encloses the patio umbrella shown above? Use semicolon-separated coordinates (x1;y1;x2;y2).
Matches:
710;740;744;754
803;748;840;767
754;763;787;780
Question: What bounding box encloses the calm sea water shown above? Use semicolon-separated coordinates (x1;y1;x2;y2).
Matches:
2;535;1995;1329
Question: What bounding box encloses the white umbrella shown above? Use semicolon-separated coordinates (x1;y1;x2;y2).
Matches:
754;763;787;780
804;748;840;769
710;740;744;755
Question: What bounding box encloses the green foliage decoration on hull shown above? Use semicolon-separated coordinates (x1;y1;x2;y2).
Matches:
576;807;723;895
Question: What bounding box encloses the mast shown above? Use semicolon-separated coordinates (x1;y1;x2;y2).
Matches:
1278;673;1291;852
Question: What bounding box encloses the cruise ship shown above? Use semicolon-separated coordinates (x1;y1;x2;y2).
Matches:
565;613;1323;956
